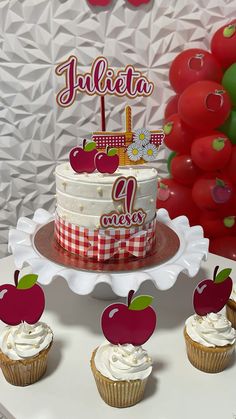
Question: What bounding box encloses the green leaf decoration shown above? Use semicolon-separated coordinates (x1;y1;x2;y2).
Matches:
107;148;118;156
215;268;232;283
84;141;96;152
128;295;153;310
216;178;225;187
17;274;38;290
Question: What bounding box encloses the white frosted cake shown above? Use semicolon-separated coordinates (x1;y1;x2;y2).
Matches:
54;163;158;262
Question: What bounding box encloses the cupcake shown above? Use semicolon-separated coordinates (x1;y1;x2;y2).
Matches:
91;290;157;407
184;265;236;373
0;270;53;386
226;283;236;329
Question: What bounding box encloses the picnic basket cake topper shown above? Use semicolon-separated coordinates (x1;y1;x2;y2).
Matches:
56;55;164;169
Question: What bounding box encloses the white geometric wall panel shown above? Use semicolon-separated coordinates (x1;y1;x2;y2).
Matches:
0;0;234;257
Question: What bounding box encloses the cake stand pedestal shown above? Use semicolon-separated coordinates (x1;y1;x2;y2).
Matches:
8;208;209;298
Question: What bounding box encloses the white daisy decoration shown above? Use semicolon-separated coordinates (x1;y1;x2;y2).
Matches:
133;128;151;147
143;143;158;162
127;143;143;162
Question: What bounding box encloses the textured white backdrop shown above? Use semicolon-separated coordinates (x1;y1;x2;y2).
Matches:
0;0;234;257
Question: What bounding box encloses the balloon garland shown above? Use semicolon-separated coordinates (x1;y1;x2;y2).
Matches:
157;21;236;261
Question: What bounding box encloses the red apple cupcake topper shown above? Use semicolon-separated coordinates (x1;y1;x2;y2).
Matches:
193;266;233;316
0;270;45;326
101;290;157;346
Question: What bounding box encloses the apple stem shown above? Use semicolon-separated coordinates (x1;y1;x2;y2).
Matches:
14;270;20;287
106;145;110;155
127;290;135;307
83;139;87;149
213;266;219;282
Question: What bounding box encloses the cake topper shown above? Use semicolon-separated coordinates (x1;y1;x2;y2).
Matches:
193;266;233;316
55;56;164;168
100;176;147;228
69;140;98;173
101;290;157;345
0;270;45;326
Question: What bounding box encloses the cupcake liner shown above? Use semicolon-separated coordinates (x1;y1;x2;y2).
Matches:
90;348;148;408
226;299;236;329
0;341;53;386
184;328;234;373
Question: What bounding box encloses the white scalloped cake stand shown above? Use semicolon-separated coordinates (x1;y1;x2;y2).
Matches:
8;208;209;297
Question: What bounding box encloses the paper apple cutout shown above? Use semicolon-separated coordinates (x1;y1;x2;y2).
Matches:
69;140;98;174
87;0;111;6
101;290;156;346
0;270;45;326
193;266;233;316
95;146;119;174
211;178;232;204
157;182;170;201
127;0;151;5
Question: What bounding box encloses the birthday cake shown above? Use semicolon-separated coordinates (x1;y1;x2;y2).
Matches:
54;164;158;261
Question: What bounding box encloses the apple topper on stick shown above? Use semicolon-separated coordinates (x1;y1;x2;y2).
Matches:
0;270;45;326
101;290;157;346
193;266;233;316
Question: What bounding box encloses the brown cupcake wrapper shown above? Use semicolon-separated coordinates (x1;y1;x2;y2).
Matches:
90;348;148;408
184;327;234;373
0;341;53;386
226;300;236;329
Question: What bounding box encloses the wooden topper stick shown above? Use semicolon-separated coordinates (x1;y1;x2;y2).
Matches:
101;96;106;131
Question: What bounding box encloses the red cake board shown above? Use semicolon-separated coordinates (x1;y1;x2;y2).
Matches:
33;221;180;273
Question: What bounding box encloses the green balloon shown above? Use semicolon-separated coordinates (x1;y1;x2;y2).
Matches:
220;109;236;144
222;63;236;107
167;151;177;174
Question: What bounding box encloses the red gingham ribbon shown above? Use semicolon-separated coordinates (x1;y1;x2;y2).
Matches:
55;213;156;261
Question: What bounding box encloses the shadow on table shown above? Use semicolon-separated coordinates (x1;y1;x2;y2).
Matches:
44;267;208;334
43;338;65;379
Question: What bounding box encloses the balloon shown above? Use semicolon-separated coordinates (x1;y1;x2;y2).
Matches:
191;133;232;171
163;113;194;153
169;48;222;94
156;179;199;225
222;63;236;107
220;109;236;144
170;154;201;186
178;81;232;131
164;95;179;119
210;236;236;261
211;21;236;69
167;151;176;174
200;211;236;238
224;146;236;184
192;174;234;211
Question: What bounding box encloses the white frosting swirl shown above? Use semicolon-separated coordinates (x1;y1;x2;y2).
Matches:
0;322;53;360
230;283;236;303
94;341;152;381
185;313;236;348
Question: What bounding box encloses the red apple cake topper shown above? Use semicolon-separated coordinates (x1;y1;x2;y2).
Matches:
101;290;157;346
0;270;45;326
193;266;233;316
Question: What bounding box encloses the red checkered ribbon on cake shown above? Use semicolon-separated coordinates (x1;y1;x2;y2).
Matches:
55;213;156;261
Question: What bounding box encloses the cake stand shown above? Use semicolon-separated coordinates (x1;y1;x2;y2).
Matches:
8;208;209;298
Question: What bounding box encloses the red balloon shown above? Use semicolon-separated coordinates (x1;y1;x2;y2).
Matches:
178;81;232;130
171;154;201;186
192;174;234;211
164;95;179;119
210;236;236;261
211;21;236;69
156;179;199;225
191;133;232;171
169;48;223;94
225;146;236;184
200;211;236;238
163;113;194;153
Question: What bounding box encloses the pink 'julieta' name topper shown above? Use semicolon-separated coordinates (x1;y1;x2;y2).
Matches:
100;176;147;228
56;56;154;108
